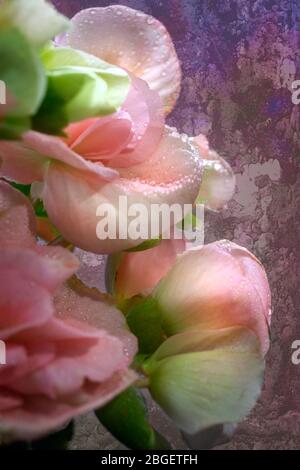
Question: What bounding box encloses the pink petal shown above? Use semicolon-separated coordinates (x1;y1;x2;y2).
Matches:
0;247;78;339
0;181;36;248
155;240;271;355
0;248;78;295
0;343;55;386
23;131;119;181
34;245;80;287
107;76;164;167
0;370;136;441
71;112;133;160
10;333;124;399
64;118;98;147
63;6;181;113
0;141;46;184
0;263;54;340
195;146;236;211
116;238;186;299
43;127;203;253
54;284;137;361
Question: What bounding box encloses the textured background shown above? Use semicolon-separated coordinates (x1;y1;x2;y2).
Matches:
52;0;300;450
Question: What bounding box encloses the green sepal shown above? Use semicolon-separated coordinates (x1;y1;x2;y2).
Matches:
125;238;162;253
126;298;166;355
96;387;171;450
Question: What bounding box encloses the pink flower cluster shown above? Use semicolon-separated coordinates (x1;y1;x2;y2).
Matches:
0;181;136;442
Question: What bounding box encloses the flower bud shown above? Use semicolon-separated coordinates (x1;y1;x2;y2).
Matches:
154;240;271;355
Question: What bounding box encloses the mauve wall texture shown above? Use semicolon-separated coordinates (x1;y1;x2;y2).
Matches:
52;0;300;450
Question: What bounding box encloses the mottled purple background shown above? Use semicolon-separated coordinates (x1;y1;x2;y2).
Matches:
52;0;300;449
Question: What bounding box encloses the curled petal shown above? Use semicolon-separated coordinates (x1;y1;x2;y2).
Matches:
23;131;118;181
63;6;181;113
107;76;164;168
68;113;133;161
0;131;119;186
193;135;236;211
42;127;203;254
144;327;263;434
154;240;271;355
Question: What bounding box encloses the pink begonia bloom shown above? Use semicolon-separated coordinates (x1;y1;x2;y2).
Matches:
0;6;235;254
153;240;271;355
0;182;137;442
57;5;182;114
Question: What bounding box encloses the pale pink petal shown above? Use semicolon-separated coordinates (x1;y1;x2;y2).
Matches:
107;76;164;167
63;6;181;113
23;131;118;181
0;343;55;386
0;141;46;184
193;134;210;157
71;113;133;160
0;260;54;339
15;317;103;344
35;246;80;287
193;136;236;211
154;240;271;355
0;181;36;248
64;118;97;147
116;238;186;299
11;333;124;399
54;285;137;359
0;370;136;441
43;127;203;253
0;247;79;339
0;248;78;296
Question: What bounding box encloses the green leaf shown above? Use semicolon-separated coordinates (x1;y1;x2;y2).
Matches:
33;199;48;218
0;116;31;140
105;254;124;296
10;182;31;197
0;28;46;117
31;85;68;135
96;387;171;450
9;183;48;218
126;298;166;355
0;0;69;48
125;238;162;253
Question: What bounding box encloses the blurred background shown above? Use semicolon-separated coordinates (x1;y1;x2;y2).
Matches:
52;0;300;449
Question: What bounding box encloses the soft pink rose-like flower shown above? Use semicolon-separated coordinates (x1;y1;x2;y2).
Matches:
0;181;137;442
0;6;235;254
